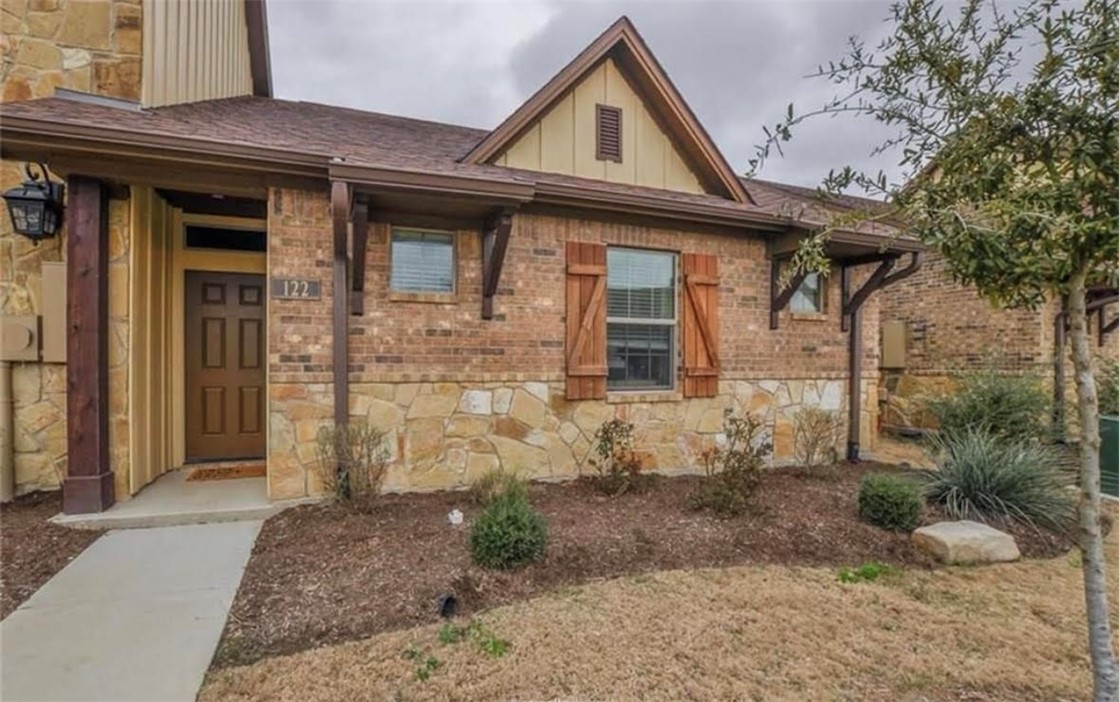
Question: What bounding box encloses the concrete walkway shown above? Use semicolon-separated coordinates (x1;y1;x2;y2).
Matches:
1;521;261;702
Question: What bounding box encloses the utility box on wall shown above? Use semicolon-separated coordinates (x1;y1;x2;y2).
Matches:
41;262;66;363
0;316;40;361
881;321;907;369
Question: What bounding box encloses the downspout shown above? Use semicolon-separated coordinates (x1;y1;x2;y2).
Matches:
1054;297;1067;442
847;293;864;462
1;361;13;502
844;252;923;461
330;180;351;429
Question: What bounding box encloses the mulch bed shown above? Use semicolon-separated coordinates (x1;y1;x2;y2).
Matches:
214;462;1076;668
0;492;101;619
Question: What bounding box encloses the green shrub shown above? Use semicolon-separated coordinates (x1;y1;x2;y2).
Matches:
923;366;1051;443
470;493;548;570
921;428;1076;532
588;418;647;496
468;468;527;507
690;409;772;516
858;472;923;531
1098;357;1119;417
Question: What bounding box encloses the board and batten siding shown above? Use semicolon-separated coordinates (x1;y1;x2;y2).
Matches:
495;58;705;195
141;0;254;108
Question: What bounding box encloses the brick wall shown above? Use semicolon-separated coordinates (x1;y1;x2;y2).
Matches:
266;189;886;497
878;250;1118;429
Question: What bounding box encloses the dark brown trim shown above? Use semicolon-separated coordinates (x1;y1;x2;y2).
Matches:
533;181;786;231
331;163;535;204
244;0;273;98
767;228;925;258
2;117;326;175
481;208;515;319
63;176;114;514
331;181;351;427
351;201;370;316
460;17;752;204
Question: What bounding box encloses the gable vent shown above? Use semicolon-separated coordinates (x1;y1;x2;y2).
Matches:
596;104;622;163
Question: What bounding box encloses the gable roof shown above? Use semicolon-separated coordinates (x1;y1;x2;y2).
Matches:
461;16;753;205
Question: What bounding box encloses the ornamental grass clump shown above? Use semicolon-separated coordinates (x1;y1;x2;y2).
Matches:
922;366;1052;444
857;472;923;532
470;492;548;570
922;428;1076;533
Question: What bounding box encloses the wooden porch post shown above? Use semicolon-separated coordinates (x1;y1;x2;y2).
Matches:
62;176;115;514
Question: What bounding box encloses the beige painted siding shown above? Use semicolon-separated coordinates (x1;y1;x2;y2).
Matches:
496;58;705;194
141;0;253;108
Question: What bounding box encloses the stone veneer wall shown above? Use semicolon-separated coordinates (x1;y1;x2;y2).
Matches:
266;187;883;498
10;196;130;493
349;378;858;492
3;0;142;494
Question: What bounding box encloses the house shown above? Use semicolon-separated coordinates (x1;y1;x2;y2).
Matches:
878;251;1118;432
1;11;923;514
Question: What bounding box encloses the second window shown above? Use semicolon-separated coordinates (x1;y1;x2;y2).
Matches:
606;247;676;391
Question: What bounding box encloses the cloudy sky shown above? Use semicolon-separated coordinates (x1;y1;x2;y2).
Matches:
267;1;904;188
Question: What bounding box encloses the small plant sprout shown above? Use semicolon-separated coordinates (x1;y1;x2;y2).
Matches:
436;620;511;659
837;562;897;584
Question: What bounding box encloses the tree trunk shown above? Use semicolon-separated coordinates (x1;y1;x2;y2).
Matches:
1067;268;1119;702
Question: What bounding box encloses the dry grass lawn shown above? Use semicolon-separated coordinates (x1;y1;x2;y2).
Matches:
202;514;1118;702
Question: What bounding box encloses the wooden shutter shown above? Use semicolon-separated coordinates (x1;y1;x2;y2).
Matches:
682;253;720;398
566;241;607;400
596;104;622;162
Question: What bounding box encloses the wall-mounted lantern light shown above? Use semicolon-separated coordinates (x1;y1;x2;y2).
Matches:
3;163;65;244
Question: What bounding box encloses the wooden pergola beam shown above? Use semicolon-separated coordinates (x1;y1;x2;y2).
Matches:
840;251;922;462
768;257;808;330
481;208;515;320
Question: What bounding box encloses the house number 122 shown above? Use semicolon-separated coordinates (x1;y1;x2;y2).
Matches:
271;278;321;300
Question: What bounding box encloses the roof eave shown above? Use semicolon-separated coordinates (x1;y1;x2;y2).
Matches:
533;181;784;232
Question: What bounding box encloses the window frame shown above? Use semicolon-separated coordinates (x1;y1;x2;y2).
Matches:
604;246;679;393
388;226;457;295
790;270;826;314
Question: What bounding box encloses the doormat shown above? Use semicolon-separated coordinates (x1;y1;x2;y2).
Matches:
185;463;266;482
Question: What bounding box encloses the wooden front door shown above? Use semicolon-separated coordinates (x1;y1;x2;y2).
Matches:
185;271;266;461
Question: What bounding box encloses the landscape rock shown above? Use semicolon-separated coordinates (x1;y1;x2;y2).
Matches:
912;520;1020;565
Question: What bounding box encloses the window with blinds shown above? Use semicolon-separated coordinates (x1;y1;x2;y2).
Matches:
596;104;622;162
606;247;676;390
790;272;823;313
390;228;455;293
